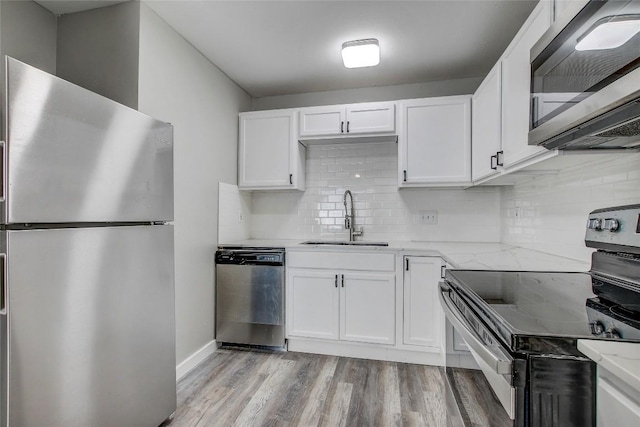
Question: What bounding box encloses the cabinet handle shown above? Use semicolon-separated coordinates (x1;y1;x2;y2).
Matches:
341;121;344;133
403;170;407;182
496;151;504;167
490;155;498;170
289;174;293;185
341;274;344;287
335;274;338;288
441;265;446;279
405;258;409;271
346;121;350;133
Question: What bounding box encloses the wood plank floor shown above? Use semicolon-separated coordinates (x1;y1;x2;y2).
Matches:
167;347;452;427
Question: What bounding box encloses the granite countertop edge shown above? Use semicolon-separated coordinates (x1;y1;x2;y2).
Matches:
218;239;590;272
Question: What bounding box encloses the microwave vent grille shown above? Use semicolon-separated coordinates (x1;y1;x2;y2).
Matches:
596;116;640;138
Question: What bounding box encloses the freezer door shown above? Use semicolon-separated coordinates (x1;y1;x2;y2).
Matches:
2;57;173;224
2;225;175;427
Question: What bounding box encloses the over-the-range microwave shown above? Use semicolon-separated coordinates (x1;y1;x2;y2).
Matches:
528;0;640;150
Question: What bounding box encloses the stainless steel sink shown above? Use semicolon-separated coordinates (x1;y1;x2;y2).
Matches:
301;240;389;247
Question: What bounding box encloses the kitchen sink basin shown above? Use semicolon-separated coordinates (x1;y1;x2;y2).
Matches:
301;240;389;247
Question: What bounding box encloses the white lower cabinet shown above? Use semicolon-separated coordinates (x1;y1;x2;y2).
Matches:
597;368;640;427
341;273;396;345
287;268;395;345
287;270;339;340
403;256;444;351
286;251;396;346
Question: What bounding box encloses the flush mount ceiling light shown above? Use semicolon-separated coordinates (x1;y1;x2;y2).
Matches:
341;39;380;68
575;15;640;51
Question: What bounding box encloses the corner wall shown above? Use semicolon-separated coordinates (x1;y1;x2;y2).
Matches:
137;3;251;364
56;0;140;108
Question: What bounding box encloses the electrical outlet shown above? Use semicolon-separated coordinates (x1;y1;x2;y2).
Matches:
419;210;438;225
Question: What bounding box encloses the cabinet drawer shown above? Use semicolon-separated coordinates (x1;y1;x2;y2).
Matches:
288;251;395;272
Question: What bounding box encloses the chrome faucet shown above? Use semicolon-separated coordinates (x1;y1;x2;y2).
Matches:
343;190;363;241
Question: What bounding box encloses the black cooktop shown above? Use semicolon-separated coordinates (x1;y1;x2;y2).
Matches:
445;269;640;355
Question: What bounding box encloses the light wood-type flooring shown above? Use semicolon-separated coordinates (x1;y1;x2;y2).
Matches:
167;347;498;427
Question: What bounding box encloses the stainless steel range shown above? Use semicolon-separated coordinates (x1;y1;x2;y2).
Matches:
440;204;640;426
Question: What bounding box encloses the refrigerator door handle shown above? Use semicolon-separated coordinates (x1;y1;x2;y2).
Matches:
0;253;6;315
0;140;5;202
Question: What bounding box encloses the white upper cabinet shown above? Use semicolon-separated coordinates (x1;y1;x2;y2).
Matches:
238;110;305;190
472;62;503;182
299;101;395;138
398;96;472;187
298;105;345;137
501;0;552;168
345;102;396;134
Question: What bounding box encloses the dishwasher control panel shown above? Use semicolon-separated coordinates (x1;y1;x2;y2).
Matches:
215;249;285;266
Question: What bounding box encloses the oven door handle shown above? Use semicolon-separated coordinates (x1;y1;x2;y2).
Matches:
439;286;512;375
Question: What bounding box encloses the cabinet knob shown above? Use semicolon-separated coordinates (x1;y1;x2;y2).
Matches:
346;121;350;133
496;151;504;167
341;121;344;133
490;155;498;170
289;174;293;185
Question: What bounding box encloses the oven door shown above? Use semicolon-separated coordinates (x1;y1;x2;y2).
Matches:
439;282;517;424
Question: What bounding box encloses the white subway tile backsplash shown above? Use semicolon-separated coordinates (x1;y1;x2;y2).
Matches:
251;142;501;242
501;153;640;263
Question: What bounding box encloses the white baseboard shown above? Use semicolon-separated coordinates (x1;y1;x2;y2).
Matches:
176;340;218;382
287;338;444;366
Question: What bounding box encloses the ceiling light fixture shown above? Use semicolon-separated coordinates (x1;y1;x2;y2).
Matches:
575;15;640;51
341;39;380;68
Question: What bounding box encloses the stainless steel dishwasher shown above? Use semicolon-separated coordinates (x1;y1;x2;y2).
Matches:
215;248;285;347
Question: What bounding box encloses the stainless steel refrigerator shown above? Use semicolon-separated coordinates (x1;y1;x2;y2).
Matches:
0;57;176;426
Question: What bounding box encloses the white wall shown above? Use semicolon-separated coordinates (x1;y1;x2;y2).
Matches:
501;153;640;263
251;142;501;242
137;3;251;364
0;0;56;75
218;183;252;244
57;0;140;108
251;77;483;110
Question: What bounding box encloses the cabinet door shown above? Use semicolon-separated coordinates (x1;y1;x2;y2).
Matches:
299;106;345;137
239;110;298;189
403;256;443;349
501;0;552;168
340;272;395;345
597;375;640;427
471;62;502;182
286;269;339;340
345;102;395;134
399;96;472;186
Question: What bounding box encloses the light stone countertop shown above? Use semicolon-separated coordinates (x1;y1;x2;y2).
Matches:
218;239;590;272
578;340;640;394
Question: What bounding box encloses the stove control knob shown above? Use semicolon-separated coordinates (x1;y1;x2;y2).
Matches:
606;328;621;339
587;218;603;231
603;218;620;232
590;321;605;335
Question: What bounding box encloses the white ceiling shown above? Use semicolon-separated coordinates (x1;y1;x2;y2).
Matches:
35;0;128;15
36;0;538;98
